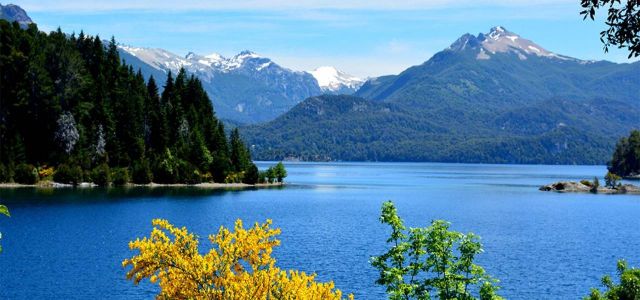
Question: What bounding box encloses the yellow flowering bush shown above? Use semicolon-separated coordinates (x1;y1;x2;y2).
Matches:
38;166;55;179
123;219;352;300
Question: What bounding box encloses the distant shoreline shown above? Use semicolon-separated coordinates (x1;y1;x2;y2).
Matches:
0;181;285;189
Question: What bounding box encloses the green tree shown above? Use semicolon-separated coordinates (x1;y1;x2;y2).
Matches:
243;163;259;185
605;171;622;188
608;130;640;177
230;128;251;173
371;201;503;300
586;260;640;300
274;162;287;183
581;0;640;57
266;167;276;184
0;204;8;253
591;176;600;193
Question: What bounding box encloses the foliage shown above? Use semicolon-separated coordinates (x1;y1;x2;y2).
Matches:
585;260;640;300
274;162;287;183
123;218;352;299
0;21;255;184
224;171;244;184
371;201;503;300
244;96;639;165
53;164;83;185
131;159;152;184
605;172;622;188
608;130;640;177
0;204;8;254
591;177;600;193
111;167;130;186
580;0;640;57
0;164;11;182
243;163;259;184
38;166;55;179
91;163;111;186
581;179;593;187
14;163;38;184
258;170;268;184
265;167;276;183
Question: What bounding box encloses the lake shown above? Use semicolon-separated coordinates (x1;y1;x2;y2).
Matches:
0;162;639;299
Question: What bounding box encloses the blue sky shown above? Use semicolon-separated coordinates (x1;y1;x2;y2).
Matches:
15;0;638;77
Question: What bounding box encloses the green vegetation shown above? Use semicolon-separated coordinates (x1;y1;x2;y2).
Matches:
0;204;8;254
371;201;502;300
0;20;257;186
244;95;638;164
580;0;640;57
586;260;640;300
608;130;640;178
605;172;622;188
591;177;600;193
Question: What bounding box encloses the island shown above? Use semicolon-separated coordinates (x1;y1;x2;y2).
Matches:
539;181;640;194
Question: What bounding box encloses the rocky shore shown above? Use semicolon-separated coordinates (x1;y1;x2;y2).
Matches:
539;181;640;194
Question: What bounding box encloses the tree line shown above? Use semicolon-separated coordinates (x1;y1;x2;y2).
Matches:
0;20;284;185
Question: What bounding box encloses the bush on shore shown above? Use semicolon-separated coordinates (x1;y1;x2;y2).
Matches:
14;163;38;184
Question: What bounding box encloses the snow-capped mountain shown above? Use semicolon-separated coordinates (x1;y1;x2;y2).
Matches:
310;66;364;94
448;26;580;61
118;46;323;124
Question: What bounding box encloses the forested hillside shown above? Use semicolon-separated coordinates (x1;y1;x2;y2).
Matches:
244;95;639;164
0;20;256;184
243;27;640;164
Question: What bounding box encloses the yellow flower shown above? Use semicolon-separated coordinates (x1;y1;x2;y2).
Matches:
123;218;353;299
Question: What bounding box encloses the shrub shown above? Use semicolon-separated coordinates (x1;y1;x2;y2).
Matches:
154;150;177;184
580;179;593;187
591;177;600;193
274;162;287;183
54;164;83;185
605;172;622;188
176;161;201;184
132;160;152;184
371;201;503;300
0;164;11;182
14;163;38;184
586;260;640;300
112;168;130;186
123;219;351;299
225;171;244;184
92;164;111;186
38;166;55;179
243;164;259;185
258;170;267;184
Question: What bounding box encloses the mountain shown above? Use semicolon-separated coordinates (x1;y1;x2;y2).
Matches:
309;66;364;94
243;27;640;164
0;3;32;28
118;46;323;124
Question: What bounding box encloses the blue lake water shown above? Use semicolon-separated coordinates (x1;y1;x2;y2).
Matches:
0;162;639;299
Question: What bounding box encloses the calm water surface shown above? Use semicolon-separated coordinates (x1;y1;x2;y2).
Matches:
0;162;639;299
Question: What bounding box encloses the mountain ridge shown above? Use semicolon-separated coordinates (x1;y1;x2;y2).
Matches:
244;26;640;164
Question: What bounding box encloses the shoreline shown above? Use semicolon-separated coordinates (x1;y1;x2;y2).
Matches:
0;181;285;189
540;181;640;195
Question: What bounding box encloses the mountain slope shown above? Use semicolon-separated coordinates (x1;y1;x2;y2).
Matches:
356;27;639;109
244;27;640;164
0;3;32;28
118;47;323;123
244;95;640;164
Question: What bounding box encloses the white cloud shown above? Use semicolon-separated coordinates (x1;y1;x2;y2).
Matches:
20;0;575;12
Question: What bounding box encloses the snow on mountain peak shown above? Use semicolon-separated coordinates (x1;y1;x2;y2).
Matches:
449;26;576;61
310;66;364;93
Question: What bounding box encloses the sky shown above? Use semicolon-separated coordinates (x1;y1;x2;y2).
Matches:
13;0;639;77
